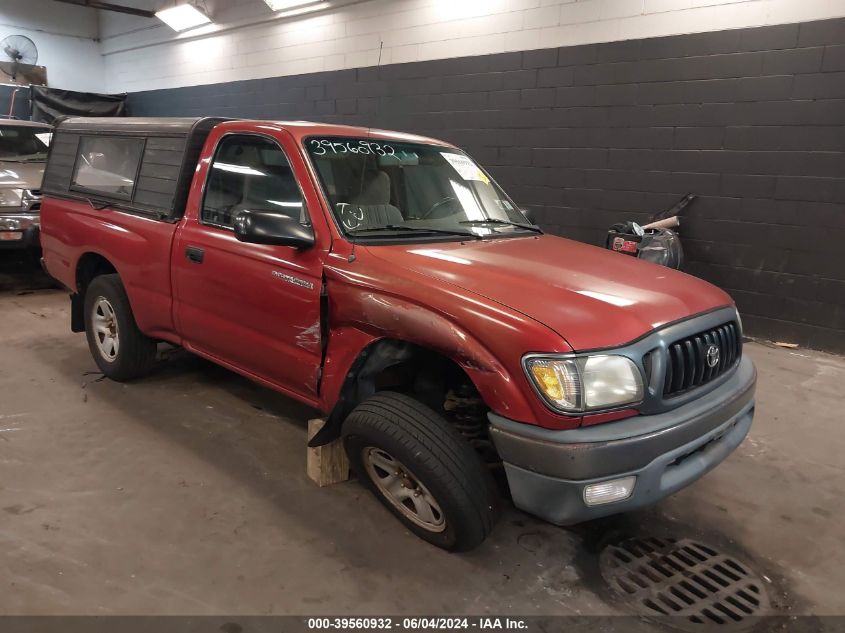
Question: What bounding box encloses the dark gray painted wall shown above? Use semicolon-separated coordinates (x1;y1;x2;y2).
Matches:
128;18;845;353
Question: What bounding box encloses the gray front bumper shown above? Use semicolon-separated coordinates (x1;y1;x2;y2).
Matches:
489;356;756;525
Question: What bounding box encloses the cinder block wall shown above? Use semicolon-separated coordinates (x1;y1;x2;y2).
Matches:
128;18;845;353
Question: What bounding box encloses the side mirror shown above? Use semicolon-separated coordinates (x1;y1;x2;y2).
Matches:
233;209;315;249
520;208;537;225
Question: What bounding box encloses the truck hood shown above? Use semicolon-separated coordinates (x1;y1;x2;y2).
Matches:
365;234;732;351
0;160;45;189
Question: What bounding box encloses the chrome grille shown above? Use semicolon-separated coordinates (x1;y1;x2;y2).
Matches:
663;321;741;397
23;189;42;212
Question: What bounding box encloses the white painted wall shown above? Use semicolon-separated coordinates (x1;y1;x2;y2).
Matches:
97;0;845;93
7;0;845;95
0;0;105;92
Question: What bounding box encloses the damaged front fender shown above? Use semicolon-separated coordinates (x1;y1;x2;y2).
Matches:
312;261;569;444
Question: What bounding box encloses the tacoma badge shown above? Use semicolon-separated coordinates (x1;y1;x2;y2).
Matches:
272;270;314;290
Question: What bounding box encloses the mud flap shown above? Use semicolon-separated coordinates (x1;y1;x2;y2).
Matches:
70;293;85;333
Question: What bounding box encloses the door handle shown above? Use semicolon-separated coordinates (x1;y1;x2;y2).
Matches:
185;246;204;264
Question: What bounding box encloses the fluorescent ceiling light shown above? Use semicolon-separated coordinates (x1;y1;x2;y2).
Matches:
263;0;321;11
155;4;212;31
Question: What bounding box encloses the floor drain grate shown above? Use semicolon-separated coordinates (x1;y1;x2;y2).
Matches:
599;537;769;631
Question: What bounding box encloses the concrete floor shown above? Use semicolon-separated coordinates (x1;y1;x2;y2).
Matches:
1;256;844;617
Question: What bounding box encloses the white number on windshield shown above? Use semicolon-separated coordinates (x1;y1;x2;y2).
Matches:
309;139;396;157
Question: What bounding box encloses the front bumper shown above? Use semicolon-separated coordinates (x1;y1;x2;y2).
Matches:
0;213;40;250
489;355;756;525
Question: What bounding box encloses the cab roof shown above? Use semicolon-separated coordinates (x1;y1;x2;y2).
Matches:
257;120;454;148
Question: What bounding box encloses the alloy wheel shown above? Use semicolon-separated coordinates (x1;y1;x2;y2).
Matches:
92;297;120;362
363;446;446;533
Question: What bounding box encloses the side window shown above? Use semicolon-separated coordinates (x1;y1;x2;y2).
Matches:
71;136;145;199
201;135;305;229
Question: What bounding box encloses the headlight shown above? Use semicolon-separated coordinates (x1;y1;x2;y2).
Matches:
0;188;24;207
525;354;644;413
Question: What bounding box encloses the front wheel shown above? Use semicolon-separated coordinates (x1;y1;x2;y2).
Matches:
84;274;157;381
343;392;498;551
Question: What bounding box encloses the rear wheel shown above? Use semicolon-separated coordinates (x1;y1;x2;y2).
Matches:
343;391;498;551
84;274;157;381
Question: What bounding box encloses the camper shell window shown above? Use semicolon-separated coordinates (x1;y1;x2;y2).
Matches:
71;136;145;200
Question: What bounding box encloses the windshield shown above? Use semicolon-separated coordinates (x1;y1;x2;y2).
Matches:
306;137;535;239
0;125;52;162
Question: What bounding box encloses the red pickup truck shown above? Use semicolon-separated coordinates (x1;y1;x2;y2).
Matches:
40;117;756;551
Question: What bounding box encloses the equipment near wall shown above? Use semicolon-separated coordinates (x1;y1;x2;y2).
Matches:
0;35;47;86
605;194;695;270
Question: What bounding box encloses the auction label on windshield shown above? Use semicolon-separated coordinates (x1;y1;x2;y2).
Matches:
440;153;490;184
307;617;527;630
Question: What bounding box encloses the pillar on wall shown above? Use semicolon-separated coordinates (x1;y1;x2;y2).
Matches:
0;84;31;119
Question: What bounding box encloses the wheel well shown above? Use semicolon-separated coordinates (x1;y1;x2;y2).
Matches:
71;253;118;333
76;253;118;295
368;342;478;410
315;339;499;467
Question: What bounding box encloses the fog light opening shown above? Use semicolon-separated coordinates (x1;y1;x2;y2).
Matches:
583;476;636;506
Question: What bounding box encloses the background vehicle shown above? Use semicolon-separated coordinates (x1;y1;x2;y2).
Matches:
40;117;756;551
0;119;49;254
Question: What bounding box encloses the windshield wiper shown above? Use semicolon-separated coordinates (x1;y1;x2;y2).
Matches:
349;225;482;239
459;218;543;233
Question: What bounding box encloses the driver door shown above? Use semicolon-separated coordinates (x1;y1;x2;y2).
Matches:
172;132;325;400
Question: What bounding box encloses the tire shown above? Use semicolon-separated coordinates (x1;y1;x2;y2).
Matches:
25;245;42;268
84;274;157;381
343;391;498;551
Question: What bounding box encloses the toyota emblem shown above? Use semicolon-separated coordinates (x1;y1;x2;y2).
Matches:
705;344;720;368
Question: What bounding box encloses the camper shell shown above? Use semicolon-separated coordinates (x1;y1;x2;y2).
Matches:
42;117;224;221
